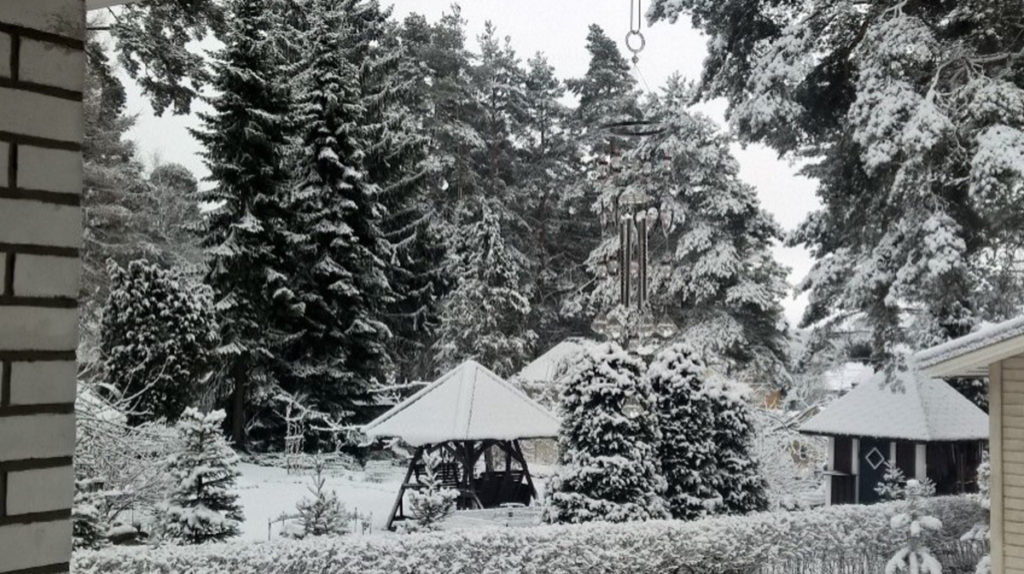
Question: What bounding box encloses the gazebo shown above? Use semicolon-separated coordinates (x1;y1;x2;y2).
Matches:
364;360;560;529
801;366;988;505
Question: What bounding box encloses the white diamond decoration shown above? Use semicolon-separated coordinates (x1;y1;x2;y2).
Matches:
864;447;886;470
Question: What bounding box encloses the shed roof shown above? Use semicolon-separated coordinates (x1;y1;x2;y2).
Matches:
800;366;988;442
916;316;1024;378
515;338;595;384
363;360;560;446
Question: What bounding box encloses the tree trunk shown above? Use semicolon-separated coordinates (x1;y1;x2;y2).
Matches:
231;363;247;448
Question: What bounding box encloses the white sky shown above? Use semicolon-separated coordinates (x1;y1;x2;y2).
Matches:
121;0;819;326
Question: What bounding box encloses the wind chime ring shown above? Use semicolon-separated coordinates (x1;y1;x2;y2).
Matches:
625;30;646;56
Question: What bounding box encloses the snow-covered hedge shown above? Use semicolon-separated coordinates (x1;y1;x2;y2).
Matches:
74;496;984;574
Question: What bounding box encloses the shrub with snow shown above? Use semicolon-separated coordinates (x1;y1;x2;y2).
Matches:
704;374;770;515
545;342;669;524
407;451;458;531
886;480;943;574
877;462;910;502
285;456;351;539
72;479;109;550
154;408;243;544
75;496;985;573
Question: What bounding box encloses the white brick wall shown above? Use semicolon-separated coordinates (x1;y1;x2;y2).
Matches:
18;147;82;195
0;0;87;571
0;520;73;572
0;198;81;248
19;39;85;93
9;361;77;405
0;414;75;460
13;254;80;297
0;307;77;350
6;466;74;515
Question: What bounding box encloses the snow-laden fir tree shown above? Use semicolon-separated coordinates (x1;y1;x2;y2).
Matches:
192;0;299;444
886;479;943;574
72;479;108;550
876;462;909;502
648;344;721;520
580;77;791;389
279;0;395;418
286;456;350;538
100;259;218;423
705;374;770;515
434;203;535;377
545;342;669;524
156;408;243;544
407;451;458;531
648;0;1024;362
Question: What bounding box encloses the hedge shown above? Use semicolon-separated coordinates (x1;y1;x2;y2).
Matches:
74;496;985;574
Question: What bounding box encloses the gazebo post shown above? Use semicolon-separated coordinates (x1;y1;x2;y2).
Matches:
385;445;424;531
511;440;539;500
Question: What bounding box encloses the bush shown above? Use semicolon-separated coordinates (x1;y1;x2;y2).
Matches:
75;496;985;574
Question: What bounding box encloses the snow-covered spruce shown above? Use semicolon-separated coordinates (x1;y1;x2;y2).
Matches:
75;496;984;573
704;374;770;515
545;342;669;524
154;409;243;544
406;451;458;531
647;344;721;519
72;479;109;550
886;480;943;574
100;259;218;423
284;456;351;539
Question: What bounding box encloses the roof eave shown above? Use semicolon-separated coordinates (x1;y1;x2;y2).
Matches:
920;332;1024;378
86;0;142;10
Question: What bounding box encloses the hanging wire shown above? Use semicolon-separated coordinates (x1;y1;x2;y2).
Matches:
599;0;666;138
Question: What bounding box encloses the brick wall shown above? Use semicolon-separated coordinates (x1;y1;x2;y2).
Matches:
0;1;84;572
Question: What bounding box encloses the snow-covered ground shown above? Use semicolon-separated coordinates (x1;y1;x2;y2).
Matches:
236;461;552;540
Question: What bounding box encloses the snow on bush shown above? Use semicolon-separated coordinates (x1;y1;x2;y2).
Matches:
75;496;984;574
407;451;458;531
282;456;352;539
886;480;943;574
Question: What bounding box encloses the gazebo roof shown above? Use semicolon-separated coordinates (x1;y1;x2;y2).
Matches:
800;366;988;442
515;337;594;384
363;360;560;446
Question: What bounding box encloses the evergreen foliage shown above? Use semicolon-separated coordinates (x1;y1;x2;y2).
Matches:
545;342;669;524
876;462;909;502
648;344;721;519
157;409;243;544
72;479;109;551
100;259;218;423
407;451;458;531
704;375;770;515
287;457;351;538
192;0;299;444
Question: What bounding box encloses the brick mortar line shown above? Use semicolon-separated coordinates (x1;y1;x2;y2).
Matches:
0;23;85;51
0;469;6;516
0;296;79;309
1;563;71;574
6;138;15;189
0;188;80;207
2;251;13;296
0;457;73;473
9;32;19;83
0;351;76;362
0;508;71;527
0;403;76;417
0;133;80;152
0;78;83;103
0;244;79;258
0;359;9;407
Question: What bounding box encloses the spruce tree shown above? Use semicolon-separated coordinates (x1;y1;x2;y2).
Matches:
282;0;394;417
287;457;350;538
192;0;298;444
434;204;535;377
648;344;721;519
545;342;668;524
100;259;218;423
157;408;243;544
705;375;770;515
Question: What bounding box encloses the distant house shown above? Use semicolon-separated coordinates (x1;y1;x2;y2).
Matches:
822;361;876;397
800;366;988;505
916;316;1024;574
512;338;596;409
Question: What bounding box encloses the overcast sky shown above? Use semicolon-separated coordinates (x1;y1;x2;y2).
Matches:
121;0;819;326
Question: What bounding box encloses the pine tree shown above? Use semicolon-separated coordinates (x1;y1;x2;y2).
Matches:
648;0;1024;362
192;0;299;445
287;456;350;538
545;342;668;524
705;375;770;515
100;259;218;423
157;408;243;544
282;0;395;417
648;344;722;519
343;0;450;384
434;204;535;377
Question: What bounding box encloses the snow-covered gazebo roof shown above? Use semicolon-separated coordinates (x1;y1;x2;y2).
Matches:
363;360;560;446
917;316;1024;378
515;337;594;384
800;367;988;442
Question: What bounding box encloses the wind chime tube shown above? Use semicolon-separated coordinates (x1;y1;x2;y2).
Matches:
622;216;632;309
639;216;648;307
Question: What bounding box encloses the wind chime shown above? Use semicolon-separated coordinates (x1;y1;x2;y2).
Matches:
590;0;678;348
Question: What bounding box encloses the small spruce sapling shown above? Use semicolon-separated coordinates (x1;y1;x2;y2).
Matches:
287;456;350;538
876;462;909;502
407;451;458;531
72;479;109;550
156;408;243;544
886;479;942;574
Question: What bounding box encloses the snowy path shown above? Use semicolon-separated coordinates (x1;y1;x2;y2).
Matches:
236;462;404;540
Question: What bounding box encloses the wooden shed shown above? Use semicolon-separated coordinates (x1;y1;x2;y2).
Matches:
363;360;560;530
801;367;988;505
917;317;1024;574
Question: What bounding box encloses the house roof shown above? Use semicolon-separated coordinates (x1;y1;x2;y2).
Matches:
822;362;875;394
515;338;595;384
916;316;1024;378
363;360;560;446
800;366;988;442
